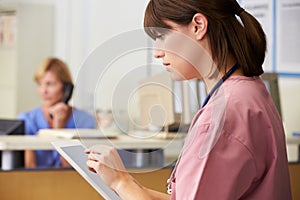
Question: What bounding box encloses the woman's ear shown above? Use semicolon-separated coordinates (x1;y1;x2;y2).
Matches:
192;13;208;40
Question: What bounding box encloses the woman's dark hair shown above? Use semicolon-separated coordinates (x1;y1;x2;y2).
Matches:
144;0;266;77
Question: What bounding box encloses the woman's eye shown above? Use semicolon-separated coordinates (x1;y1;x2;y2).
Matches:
156;34;165;40
48;82;56;87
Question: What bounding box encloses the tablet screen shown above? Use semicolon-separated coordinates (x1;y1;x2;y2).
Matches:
52;140;121;200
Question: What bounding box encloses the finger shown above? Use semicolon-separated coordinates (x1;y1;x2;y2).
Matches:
87;165;97;173
89;145;101;154
88;153;101;161
87;160;103;173
94;145;116;156
86;160;97;173
89;145;109;155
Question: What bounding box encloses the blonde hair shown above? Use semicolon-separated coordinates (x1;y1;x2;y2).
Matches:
34;57;73;84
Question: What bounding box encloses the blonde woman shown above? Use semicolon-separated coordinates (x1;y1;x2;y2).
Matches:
18;57;95;168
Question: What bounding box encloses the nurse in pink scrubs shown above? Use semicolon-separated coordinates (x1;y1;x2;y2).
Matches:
86;0;292;199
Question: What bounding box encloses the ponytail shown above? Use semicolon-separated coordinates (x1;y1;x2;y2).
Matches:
237;10;266;76
226;0;266;76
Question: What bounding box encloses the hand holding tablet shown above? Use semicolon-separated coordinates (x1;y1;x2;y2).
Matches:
52;140;121;200
85;144;128;191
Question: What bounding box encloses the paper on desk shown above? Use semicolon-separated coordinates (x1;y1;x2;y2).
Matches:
38;128;119;139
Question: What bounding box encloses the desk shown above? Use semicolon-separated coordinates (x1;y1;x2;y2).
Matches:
0;134;185;170
0;135;299;199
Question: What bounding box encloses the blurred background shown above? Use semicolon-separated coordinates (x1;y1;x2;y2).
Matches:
0;0;299;136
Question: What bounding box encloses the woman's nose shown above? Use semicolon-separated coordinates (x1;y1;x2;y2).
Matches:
153;39;165;58
38;85;47;94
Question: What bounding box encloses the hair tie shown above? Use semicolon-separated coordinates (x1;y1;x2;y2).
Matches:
233;0;245;16
237;6;245;16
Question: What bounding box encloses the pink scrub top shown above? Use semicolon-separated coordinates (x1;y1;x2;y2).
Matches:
170;76;292;200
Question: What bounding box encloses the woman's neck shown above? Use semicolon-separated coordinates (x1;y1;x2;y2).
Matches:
203;58;243;93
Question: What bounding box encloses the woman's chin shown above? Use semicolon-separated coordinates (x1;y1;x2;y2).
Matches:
169;72;187;81
42;101;57;107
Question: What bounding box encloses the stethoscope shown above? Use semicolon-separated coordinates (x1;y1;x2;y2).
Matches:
166;63;238;195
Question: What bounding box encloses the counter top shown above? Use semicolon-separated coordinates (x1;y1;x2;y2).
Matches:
286;136;300;145
0;133;185;152
0;132;185;170
286;137;300;163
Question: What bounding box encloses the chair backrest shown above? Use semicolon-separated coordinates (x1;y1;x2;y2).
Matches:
196;73;282;116
261;73;282;117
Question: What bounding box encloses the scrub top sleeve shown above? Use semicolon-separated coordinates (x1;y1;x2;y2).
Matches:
71;109;96;128
17;112;35;135
195;135;257;199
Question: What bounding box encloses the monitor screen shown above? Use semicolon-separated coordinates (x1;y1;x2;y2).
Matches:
138;72;201;132
0;119;25;135
138;72;179;130
0;119;25;169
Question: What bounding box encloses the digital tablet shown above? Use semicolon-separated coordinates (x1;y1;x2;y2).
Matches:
52;140;121;200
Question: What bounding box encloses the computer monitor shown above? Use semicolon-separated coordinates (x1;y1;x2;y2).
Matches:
0;119;25;135
137;72;199;133
137;72;183;132
0;119;25;169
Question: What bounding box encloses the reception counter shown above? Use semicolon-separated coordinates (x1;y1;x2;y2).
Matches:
0;134;185;170
0;164;299;200
0;133;185;150
0;134;299;199
0;168;172;200
0;133;182;199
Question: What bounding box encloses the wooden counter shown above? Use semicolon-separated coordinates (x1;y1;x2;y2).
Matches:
0;168;171;200
0;164;299;200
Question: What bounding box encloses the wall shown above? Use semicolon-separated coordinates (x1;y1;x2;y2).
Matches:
0;0;299;135
53;0;151;117
279;77;300;136
0;47;17;117
0;2;53;118
0;0;150;120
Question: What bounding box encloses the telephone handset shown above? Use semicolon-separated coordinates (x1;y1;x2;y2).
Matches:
61;82;74;104
49;82;74;119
